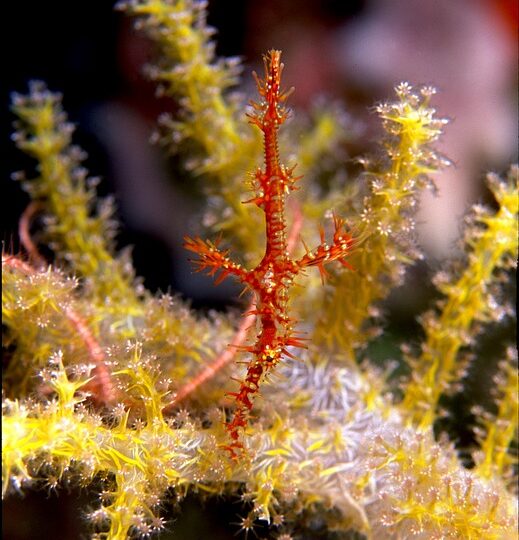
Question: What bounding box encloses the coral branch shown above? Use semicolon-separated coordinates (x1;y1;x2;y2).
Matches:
122;0;266;262
18;202;46;269
313;83;449;357
62;305;115;405
11;82;143;328
2;254;114;404
401;168;518;429
2;253;34;274
474;347;518;488
163;299;256;410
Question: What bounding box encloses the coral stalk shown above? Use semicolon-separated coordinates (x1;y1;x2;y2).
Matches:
11;83;143;325
313;83;448;358
401;168;518;429
18;202;46;269
164;298;256;409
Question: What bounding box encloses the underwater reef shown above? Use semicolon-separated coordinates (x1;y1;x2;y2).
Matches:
2;1;517;539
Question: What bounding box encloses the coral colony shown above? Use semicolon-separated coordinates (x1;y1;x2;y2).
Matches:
2;1;517;539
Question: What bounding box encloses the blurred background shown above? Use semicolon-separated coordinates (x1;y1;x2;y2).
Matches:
2;0;517;297
2;1;517;539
